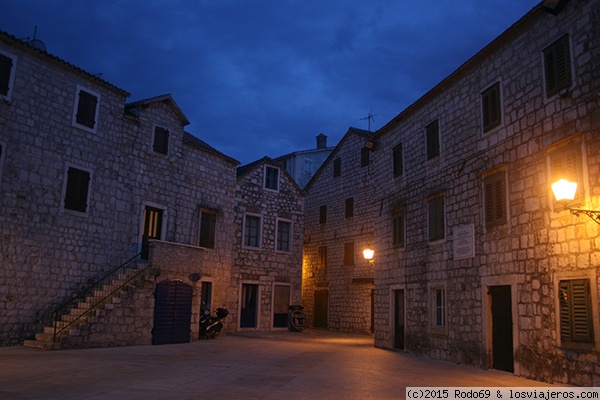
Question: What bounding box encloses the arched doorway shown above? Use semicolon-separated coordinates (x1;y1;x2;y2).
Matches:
153;280;193;345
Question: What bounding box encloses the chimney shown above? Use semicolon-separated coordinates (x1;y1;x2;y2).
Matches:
316;133;327;149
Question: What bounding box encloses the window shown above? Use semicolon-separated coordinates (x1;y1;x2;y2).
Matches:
343;242;354;266
345;197;354;219
544;34;572;98
243;215;261;248
392;208;405;248
153;126;169;155
199;210;217;248
333;158;341;178
432;287;446;333
318;246;327;269
361;147;370;167
72;86;100;131
0;50;17;100
264;166;279;191
559;279;593;344
483;171;507;227
549;141;584;206
428;195;445;242
319;205;327;224
393;143;403;178
0;143;4;183
63;166;91;213
426;120;440;160
276;220;291;252
481;82;501;132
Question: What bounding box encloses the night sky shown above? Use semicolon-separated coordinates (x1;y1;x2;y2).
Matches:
1;1;540;165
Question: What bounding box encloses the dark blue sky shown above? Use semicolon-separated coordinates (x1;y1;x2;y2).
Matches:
1;1;540;165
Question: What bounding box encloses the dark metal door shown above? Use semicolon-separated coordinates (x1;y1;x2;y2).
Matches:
141;206;163;260
490;285;514;372
394;289;405;349
313;290;328;329
153;281;193;345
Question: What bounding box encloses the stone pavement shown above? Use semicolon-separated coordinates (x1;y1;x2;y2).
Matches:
0;330;552;400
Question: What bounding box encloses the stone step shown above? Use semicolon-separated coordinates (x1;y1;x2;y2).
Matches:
23;339;62;350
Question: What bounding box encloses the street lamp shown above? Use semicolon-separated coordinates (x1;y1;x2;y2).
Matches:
363;247;375;266
551;179;600;225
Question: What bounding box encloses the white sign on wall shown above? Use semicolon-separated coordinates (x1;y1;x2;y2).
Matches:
453;224;475;260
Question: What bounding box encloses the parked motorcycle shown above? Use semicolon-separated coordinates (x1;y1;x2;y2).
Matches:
289;305;306;332
199;307;229;339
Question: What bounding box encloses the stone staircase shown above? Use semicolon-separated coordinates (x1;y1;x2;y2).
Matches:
23;262;153;350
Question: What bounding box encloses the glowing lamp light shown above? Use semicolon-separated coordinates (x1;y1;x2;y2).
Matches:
551;179;578;201
363;247;375;266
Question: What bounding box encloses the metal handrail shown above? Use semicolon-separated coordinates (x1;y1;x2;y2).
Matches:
49;250;151;343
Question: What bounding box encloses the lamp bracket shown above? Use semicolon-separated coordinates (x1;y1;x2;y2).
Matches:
570;209;600;225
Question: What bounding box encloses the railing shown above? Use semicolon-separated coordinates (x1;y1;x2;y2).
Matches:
48;250;152;343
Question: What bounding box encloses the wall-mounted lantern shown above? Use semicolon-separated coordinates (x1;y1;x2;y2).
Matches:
551;179;600;225
363;247;375;266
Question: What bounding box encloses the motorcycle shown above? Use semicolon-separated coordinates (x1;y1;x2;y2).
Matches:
288;305;306;332
199;307;229;339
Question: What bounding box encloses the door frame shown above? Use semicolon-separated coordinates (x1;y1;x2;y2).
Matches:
272;283;291;330
238;281;260;330
481;275;521;375
389;284;406;350
139;202;167;257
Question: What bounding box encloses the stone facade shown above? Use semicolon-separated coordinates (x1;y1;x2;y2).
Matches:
366;0;600;386
0;31;239;347
232;157;305;331
302;128;375;335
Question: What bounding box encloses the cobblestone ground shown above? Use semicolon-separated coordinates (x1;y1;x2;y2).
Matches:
0;330;552;400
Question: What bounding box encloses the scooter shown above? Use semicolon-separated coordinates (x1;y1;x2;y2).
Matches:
199;307;229;339
289;305;306;332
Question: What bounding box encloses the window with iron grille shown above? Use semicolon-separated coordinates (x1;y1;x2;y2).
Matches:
426;120;440;160
264;166;279;191
393;143;403;178
277;220;291;252
428;195;445;242
345;197;354;219
483;171;507;227
73;86;100;131
199;210;217;248
64;166;91;213
318;246;327;269
559;279;593;344
333;158;341;178
153;126;169;155
343;242;354;266
544;34;572;98
244;215;261;248
392;208;405;248
0;50;16;99
319;205;327;224
481;82;501;133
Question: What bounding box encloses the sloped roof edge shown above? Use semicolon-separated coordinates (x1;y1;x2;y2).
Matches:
125;94;190;126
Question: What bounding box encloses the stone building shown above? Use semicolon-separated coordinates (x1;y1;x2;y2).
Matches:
275;133;334;189
365;0;600;386
233;157;305;331
302;127;375;335
0;31;240;348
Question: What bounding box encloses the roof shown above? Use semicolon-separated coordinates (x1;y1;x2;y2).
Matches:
183;132;239;165
0;30;130;97
304;127;374;192
125;94;190;126
237;156;304;195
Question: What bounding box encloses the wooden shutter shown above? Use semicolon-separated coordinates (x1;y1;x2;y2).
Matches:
559;279;593;343
153;127;169;155
482;83;501;132
361;147;370;167
199;211;216;248
392;210;405;247
0;53;13;96
343;242;354;266
333;158;341;178
318;246;327;269
544;35;572;97
345;197;354;218
76;90;98;129
484;172;506;227
426;120;440;160
319;205;327;224
393;143;403;177
64;167;90;212
428;196;445;241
